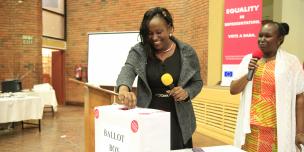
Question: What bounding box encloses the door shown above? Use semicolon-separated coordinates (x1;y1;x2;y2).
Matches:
52;50;65;105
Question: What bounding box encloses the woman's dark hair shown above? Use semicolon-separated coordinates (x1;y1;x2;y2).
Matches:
139;7;174;59
263;20;289;45
139;7;174;45
278;22;289;36
265;21;289;37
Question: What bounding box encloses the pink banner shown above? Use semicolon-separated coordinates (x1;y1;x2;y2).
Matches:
221;0;262;86
223;0;262;64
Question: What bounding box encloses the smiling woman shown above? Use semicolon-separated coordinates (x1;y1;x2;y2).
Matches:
116;7;203;150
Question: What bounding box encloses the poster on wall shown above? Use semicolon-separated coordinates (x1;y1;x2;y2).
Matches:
221;0;262;86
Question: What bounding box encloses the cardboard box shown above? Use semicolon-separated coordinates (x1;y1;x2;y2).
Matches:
95;105;170;152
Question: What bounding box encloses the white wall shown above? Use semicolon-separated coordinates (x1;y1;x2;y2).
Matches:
263;0;273;20
274;0;304;63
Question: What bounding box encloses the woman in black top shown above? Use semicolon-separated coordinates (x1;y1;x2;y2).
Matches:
116;7;203;150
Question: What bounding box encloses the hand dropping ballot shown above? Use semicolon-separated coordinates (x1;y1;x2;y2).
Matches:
94;105;170;152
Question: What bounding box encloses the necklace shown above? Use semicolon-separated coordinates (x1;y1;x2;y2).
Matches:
160;42;174;53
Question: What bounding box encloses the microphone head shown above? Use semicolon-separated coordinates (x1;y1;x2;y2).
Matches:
252;50;263;59
161;73;173;86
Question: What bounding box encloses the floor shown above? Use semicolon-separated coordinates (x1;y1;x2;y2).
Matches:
0;105;225;152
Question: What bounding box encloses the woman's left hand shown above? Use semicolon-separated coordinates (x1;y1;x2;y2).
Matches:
167;86;189;102
296;133;304;151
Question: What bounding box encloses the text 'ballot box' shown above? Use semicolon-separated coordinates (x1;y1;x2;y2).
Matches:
94;105;170;152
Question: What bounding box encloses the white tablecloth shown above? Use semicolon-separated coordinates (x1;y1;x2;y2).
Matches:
172;145;245;152
31;90;58;112
0;93;44;123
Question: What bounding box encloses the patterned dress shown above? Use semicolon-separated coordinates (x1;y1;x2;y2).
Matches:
242;58;278;152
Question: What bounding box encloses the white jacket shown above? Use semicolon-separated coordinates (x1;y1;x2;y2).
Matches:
233;49;304;152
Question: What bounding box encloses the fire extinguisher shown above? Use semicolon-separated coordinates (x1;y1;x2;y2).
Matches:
81;65;88;82
75;65;82;81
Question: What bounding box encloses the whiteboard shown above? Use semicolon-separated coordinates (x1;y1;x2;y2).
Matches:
88;32;140;86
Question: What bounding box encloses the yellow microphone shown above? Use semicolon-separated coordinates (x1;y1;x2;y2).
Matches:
161;73;174;90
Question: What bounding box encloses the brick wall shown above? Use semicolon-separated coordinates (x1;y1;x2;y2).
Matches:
66;0;208;102
0;0;42;89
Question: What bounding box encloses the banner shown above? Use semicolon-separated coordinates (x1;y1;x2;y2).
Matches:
221;0;262;86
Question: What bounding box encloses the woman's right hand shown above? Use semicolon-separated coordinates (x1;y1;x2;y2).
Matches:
118;85;137;109
248;58;259;71
230;57;259;95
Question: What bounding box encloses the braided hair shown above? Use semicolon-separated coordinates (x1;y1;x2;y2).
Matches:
139;7;174;45
139;7;174;59
264;21;289;45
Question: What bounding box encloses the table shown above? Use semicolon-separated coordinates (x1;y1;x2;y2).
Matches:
30;83;58;113
172;145;245;152
31;89;58;112
0;92;44;131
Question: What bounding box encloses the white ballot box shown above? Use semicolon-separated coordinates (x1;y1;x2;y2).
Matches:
95;105;170;152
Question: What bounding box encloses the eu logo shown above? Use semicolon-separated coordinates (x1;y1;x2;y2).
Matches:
224;71;233;77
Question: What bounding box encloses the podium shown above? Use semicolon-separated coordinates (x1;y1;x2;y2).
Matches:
69;79;118;152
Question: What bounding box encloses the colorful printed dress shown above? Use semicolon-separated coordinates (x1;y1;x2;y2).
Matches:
242;58;278;152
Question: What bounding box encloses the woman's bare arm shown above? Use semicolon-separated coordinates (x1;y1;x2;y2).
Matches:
230;75;249;95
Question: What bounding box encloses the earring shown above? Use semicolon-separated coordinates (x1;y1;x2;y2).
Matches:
169;33;172;37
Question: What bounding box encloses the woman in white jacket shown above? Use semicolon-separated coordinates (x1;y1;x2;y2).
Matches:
230;21;304;152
